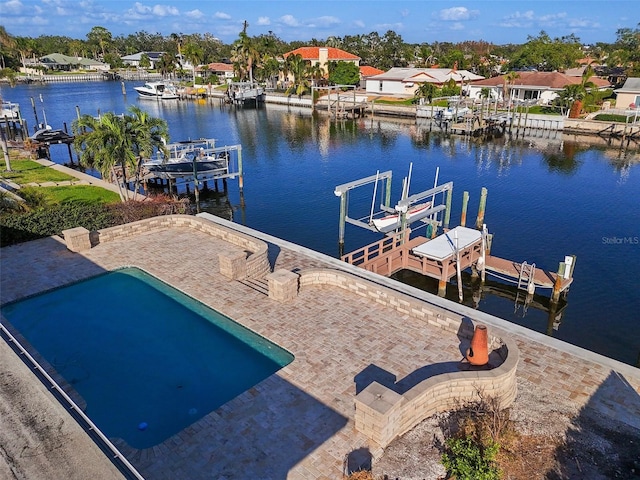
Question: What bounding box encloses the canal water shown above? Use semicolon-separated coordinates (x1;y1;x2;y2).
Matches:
2;81;639;367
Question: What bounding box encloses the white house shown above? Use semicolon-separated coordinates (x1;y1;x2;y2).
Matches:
121;52;165;69
365;68;484;97
614;78;640;109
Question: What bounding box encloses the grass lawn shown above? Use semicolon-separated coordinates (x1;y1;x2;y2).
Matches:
1;158;75;183
40;185;121;204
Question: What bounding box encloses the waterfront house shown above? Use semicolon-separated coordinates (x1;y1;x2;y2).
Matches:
359;65;385;87
468;71;611;104
364;67;483;97
121;52;165;69
614;78;640;109
281;46;360;86
21;53;109;74
196;63;234;83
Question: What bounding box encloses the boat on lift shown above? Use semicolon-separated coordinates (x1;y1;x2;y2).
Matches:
134;81;179;100
371;202;432;233
142;139;230;179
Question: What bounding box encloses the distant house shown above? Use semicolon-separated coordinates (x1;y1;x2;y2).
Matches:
614;78;640;109
21;53;109;73
121;52;165;69
196;62;234;82
364;67;484;97
281;46;360;85
468;71;611;104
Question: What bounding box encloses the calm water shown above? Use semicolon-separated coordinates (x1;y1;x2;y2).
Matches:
1;267;293;449
2;81;639;367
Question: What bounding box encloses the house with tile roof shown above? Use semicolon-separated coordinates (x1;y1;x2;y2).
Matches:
468;71;611;104
22;53;109;73
281;46;360;85
614;78;640;109
364;67;484;97
196;62;234;82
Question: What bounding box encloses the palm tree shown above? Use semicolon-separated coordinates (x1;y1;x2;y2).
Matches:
72;107;168;200
232;22;260;83
503;71;520;105
182;42;203;86
307;61;324;87
157;52;176;78
283;53;309;97
415;82;437;104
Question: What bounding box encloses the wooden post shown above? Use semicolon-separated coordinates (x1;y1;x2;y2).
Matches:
455;230;463;301
475;187;487;229
552;261;565;303
460;191;469;227
444;187;453;229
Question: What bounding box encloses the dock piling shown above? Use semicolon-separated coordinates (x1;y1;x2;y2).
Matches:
461;191;469;227
475;187;487;229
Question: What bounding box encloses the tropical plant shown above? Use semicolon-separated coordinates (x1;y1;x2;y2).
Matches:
72;106;168;200
328;61;360;86
182;42;203;86
231;21;260;83
156;52;176;78
414;82;437;104
284;53;309;97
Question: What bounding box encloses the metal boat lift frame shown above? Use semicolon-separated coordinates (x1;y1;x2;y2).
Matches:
334;170;454;247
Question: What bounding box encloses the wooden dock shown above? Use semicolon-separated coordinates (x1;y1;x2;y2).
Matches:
342;226;574;302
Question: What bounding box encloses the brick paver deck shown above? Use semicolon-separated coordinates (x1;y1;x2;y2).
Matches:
1;219;639;479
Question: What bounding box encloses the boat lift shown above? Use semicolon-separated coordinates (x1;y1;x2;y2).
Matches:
334;167;454;248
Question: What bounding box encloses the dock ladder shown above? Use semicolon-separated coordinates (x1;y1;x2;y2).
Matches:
517;261;536;293
514;261;536;316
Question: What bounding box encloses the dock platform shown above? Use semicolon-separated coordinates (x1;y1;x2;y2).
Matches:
484;255;573;291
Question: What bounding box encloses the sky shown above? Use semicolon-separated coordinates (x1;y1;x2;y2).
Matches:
0;0;637;46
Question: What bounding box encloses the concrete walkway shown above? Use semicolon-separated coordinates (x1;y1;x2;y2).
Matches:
1;216;639;479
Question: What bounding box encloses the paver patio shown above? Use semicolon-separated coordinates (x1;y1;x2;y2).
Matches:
1;215;639;479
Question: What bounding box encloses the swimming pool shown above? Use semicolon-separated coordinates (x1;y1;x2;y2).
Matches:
1;267;294;449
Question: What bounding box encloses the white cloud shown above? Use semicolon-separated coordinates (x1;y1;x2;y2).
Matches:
279;15;300;27
214;11;230;19
257;16;270;26
353;19;365;28
449;22;465;31
185;9;204;19
314;16;340;27
400;9;409;18
152;5;179;17
438;7;478;21
1;0;24;14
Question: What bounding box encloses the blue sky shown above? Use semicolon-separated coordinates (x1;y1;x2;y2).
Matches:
0;0;637;45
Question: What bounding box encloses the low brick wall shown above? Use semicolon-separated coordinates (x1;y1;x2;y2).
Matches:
299;268;519;448
93;214;271;279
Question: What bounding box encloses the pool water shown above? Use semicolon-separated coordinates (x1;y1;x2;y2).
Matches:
1;268;293;449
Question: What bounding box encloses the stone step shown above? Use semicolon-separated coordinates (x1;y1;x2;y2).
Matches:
239;277;269;296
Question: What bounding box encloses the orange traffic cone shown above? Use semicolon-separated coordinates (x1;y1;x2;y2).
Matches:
466;324;489;366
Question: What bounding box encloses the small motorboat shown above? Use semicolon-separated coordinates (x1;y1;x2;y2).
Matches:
142;139;230;179
30;127;74;144
134;81;179;100
371;202;432;233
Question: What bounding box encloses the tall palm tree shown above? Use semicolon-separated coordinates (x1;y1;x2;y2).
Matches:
182;42;203;86
232;21;260;83
284;53;309;97
503;71;520;104
157;52;176;78
415;82;437;104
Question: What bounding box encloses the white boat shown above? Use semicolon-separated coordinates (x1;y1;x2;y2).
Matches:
371;202;432;233
1;100;20;119
142;139;230;179
134;81;179;100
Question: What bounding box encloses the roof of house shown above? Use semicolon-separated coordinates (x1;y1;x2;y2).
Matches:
471;71;611;89
283;46;360;61
197;62;233;72
359;65;385;77
121;52;165;61
39;53;107;68
615;77;640;92
367;67;483;83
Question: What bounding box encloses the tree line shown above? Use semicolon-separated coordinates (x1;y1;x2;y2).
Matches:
1;23;639;85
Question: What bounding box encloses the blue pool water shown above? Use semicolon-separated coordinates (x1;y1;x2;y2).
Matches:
1;268;293;449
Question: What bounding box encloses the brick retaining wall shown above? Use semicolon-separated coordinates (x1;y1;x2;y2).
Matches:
299;267;519;448
80;214;271;279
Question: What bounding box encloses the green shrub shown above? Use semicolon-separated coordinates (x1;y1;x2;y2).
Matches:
442;437;501;480
593;113;631;122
